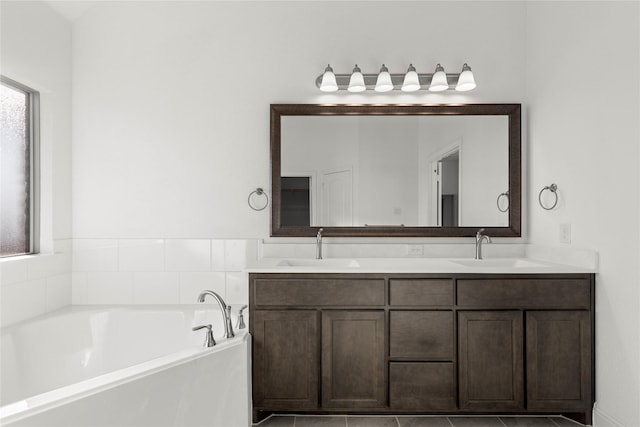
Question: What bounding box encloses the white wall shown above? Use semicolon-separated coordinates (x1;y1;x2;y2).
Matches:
0;1;72;327
68;1;526;310
525;2;640;426
71;1;526;240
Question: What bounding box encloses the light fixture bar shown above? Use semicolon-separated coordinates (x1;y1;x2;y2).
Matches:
315;73;467;91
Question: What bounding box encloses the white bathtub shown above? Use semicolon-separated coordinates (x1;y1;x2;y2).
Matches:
0;305;251;427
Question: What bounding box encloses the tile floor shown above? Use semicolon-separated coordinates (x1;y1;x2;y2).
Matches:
253;415;585;427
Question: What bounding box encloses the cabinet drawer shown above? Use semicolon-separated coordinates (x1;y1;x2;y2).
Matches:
390;311;453;360
390;279;453;306
254;278;385;307
390;362;456;410
457;279;590;308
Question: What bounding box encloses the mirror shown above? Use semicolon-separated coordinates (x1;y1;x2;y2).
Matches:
271;104;521;237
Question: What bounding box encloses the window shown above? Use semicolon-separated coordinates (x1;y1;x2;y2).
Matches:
1;76;39;257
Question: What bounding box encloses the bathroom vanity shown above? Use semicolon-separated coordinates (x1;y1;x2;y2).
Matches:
249;265;595;425
255;102;594;424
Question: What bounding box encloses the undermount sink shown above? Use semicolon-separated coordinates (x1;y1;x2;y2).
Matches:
277;259;361;268
451;258;548;268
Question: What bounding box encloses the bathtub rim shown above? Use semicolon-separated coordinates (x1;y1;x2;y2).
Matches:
0;305;250;425
0;304;234;334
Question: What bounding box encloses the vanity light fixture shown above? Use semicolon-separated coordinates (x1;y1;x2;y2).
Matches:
319;64;338;92
455;63;476;91
401;64;421;92
315;63;476;92
428;63;449;92
348;65;366;92
375;64;394;92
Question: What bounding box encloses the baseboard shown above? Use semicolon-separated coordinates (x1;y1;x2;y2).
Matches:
593;403;626;427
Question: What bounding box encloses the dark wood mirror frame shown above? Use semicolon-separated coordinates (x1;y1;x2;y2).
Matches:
270;103;521;238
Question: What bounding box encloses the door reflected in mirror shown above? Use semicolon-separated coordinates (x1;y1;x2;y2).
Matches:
280;176;311;227
437;148;459;227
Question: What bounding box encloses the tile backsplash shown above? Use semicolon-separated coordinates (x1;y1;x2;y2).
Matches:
3;237;592;328
71;239;258;306
260;239;527;260
1;240;72;327
71;238;534;308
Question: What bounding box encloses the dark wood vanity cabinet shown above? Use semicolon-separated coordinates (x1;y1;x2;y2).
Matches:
458;310;525;410
250;273;595;425
388;279;457;411
457;278;593;420
252;310;319;410
322;310;386;408
250;275;387;419
252;308;388;410
457;310;592;414
526;310;592;411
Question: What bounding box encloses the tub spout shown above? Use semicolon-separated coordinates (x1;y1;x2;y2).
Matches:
197;290;235;339
225;306;235;338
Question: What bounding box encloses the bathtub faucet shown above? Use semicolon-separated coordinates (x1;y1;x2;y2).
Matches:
192;324;216;347
236;305;248;330
197;290;235;339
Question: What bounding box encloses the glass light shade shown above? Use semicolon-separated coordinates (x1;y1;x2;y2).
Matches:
429;63;449;92
455;63;476;91
348;65;366;92
375;64;393;92
319;64;338;92
401;64;420;92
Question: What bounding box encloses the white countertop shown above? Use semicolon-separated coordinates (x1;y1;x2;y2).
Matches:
245;257;596;274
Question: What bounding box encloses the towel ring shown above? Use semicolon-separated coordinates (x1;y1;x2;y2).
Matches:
538;183;558;210
248;188;268;211
496;191;509;212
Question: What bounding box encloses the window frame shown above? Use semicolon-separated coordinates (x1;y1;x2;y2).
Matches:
1;75;40;257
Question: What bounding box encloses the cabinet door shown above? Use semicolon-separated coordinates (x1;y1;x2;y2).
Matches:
322;310;386;408
526;311;592;410
252;310;319;409
458;311;524;410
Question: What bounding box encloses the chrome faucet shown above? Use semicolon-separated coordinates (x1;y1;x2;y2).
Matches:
475;228;491;260
192;324;216;347
316;228;324;260
236;305;247;330
197;290;235;339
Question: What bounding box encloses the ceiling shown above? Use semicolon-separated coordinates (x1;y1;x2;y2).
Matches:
42;1;97;22
44;0;438;22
